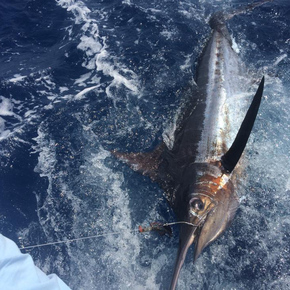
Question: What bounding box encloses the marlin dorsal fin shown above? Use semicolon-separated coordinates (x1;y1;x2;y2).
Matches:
221;77;264;173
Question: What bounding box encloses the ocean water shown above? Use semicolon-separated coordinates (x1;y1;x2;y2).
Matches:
0;0;289;289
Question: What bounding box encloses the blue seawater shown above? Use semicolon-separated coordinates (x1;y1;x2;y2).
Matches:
0;0;289;289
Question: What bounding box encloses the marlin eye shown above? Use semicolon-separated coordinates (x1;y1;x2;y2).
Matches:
190;198;204;211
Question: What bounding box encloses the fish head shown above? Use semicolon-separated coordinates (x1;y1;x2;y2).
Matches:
170;165;239;289
188;179;239;261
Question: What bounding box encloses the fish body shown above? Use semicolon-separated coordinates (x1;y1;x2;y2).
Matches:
113;1;269;289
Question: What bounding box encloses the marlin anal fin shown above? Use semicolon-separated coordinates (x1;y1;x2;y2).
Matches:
112;143;166;181
221;77;264;173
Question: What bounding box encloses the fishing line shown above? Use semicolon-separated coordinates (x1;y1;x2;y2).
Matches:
20;221;199;250
20;230;139;250
163;221;197;227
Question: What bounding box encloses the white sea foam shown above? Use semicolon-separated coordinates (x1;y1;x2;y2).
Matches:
74;85;99;100
160;29;175;40
0;96;24;141
0;96;15;117
57;0;141;101
73;128;145;288
231;37;240;54
273;53;287;66
287;178;290;191
0;117;10;141
180;53;193;71
8;74;27;83
59;86;69;93
30;124;147;288
73;72;92;86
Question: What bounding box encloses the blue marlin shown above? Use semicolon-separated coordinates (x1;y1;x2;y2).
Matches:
113;1;269;289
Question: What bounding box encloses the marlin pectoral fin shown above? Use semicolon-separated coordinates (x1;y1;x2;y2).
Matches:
112;143;166;181
221;77;264;173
